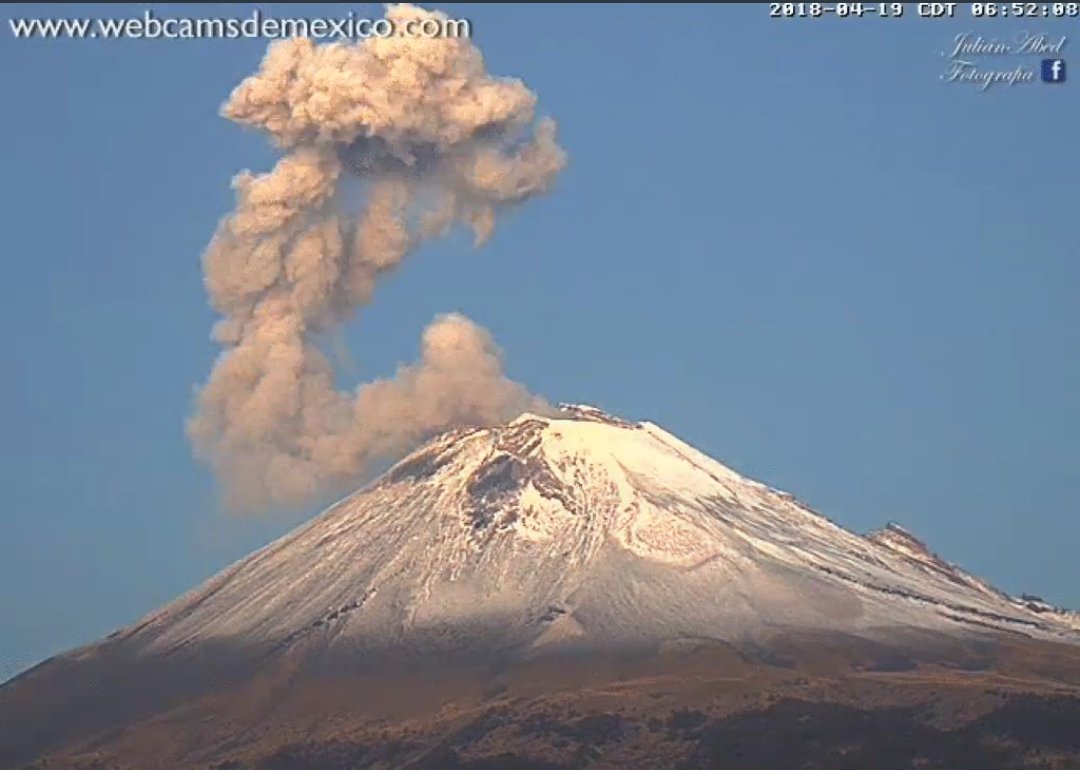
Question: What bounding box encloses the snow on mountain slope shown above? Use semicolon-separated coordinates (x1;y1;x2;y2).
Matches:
116;405;1080;662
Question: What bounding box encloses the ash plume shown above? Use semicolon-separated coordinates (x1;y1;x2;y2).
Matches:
189;4;566;513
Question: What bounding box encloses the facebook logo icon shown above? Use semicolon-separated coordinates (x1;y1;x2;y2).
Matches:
1041;59;1067;83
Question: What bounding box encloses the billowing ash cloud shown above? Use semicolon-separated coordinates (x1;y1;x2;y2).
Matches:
188;4;566;513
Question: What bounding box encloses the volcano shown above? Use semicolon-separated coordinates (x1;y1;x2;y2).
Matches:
4;406;1080;770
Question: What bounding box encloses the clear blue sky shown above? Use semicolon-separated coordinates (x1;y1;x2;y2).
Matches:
1;3;1076;682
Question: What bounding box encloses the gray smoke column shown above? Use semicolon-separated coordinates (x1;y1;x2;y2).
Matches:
188;4;566;513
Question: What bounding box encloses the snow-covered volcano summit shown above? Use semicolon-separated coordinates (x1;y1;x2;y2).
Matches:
120;405;1080;662
8;404;1080;770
